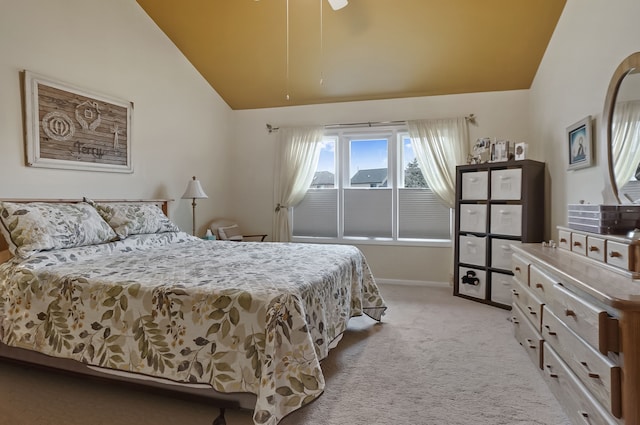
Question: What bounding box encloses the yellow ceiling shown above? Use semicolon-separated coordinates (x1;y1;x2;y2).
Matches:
137;0;566;110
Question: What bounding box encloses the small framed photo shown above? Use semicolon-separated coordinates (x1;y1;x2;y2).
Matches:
490;140;510;162
515;142;527;160
567;116;592;170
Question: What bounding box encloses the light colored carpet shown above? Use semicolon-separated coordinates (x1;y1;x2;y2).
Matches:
0;284;570;425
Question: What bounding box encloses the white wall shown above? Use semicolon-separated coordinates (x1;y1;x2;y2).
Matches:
531;0;640;235
0;0;233;234
232;91;533;283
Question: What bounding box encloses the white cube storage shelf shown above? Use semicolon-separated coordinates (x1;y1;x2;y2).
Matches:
453;160;545;309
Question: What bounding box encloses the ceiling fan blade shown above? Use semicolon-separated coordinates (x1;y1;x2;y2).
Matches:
327;0;348;11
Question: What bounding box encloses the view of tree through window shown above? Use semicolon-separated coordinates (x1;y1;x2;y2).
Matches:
404;158;427;188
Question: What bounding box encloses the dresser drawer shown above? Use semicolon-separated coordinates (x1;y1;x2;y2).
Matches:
512;303;543;369
542;307;621;418
587;235;606;262
606;240;633;271
459;235;486;265
457;267;486;300
490;205;522;236
511;279;544;331
558;229;571;251
491;238;520;271
511;254;529;284
529;264;557;304
459;204;487;233
571;232;587;256
547;283;619;355
543;344;620;425
461;171;488;200
490;272;512;305
490;168;522;200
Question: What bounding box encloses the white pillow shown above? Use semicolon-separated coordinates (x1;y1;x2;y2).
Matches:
218;224;243;241
0;201;117;258
89;201;179;239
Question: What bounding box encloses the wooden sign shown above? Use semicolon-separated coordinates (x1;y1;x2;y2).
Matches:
24;71;133;173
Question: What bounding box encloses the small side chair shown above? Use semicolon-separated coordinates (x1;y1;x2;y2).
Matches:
208;218;267;242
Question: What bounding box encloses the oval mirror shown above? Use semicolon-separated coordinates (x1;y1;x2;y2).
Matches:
604;52;640;203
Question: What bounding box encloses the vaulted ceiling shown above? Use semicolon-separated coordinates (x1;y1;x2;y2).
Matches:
137;0;566;110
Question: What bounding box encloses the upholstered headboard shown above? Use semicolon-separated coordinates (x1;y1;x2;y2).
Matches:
0;198;170;263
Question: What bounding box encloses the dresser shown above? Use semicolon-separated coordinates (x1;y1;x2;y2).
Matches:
454;159;545;309
511;234;640;425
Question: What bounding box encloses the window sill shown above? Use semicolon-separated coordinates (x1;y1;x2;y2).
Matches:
290;236;451;248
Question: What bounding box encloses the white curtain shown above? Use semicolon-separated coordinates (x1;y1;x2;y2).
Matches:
407;118;469;208
612;100;640;189
273;126;324;242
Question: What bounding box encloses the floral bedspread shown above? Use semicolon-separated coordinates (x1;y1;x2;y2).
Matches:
0;232;386;424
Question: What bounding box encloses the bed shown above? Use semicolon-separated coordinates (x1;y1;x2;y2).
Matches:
0;199;386;425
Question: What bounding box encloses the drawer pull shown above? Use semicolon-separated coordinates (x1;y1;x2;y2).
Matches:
544;325;556;336
525;338;536;349
527;306;537;316
535;283;544;290
511;289;519;296
609;251;622;258
560;238;567;243
511;316;519;324
545;364;558;378
565;309;576;317
573;241;582;247
499;210;510;215
579;361;600;379
589;245;599;252
467;210;477;215
514;266;521;272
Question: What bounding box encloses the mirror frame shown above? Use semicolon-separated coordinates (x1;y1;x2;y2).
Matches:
603;51;640;204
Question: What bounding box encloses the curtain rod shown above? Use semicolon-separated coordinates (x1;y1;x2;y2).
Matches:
266;114;476;133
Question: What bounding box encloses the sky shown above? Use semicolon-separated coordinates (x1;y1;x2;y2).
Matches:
317;136;416;178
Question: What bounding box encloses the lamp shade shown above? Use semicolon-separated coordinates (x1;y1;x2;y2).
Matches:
181;176;208;199
327;0;348;10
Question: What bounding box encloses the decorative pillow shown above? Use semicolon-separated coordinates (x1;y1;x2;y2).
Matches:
90;202;180;239
218;224;243;241
0;201;118;259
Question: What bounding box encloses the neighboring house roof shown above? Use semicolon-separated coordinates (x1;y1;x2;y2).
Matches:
312;171;335;186
350;168;388;185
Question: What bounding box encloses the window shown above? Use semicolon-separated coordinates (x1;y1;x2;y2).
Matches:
292;127;451;245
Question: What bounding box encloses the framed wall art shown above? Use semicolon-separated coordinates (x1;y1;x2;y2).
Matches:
566;115;592;171
24;71;133;173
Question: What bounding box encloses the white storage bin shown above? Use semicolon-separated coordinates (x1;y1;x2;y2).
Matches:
490;272;513;305
491;168;522;200
490;205;522;236
457;267;486;300
491;238;520;270
461;171;488;200
459;235;486;266
459;204;487;233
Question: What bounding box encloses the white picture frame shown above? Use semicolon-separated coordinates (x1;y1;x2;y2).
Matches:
515;142;527;160
566;115;592;171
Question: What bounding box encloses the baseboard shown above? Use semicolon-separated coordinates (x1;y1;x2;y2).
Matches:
376;278;450;287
